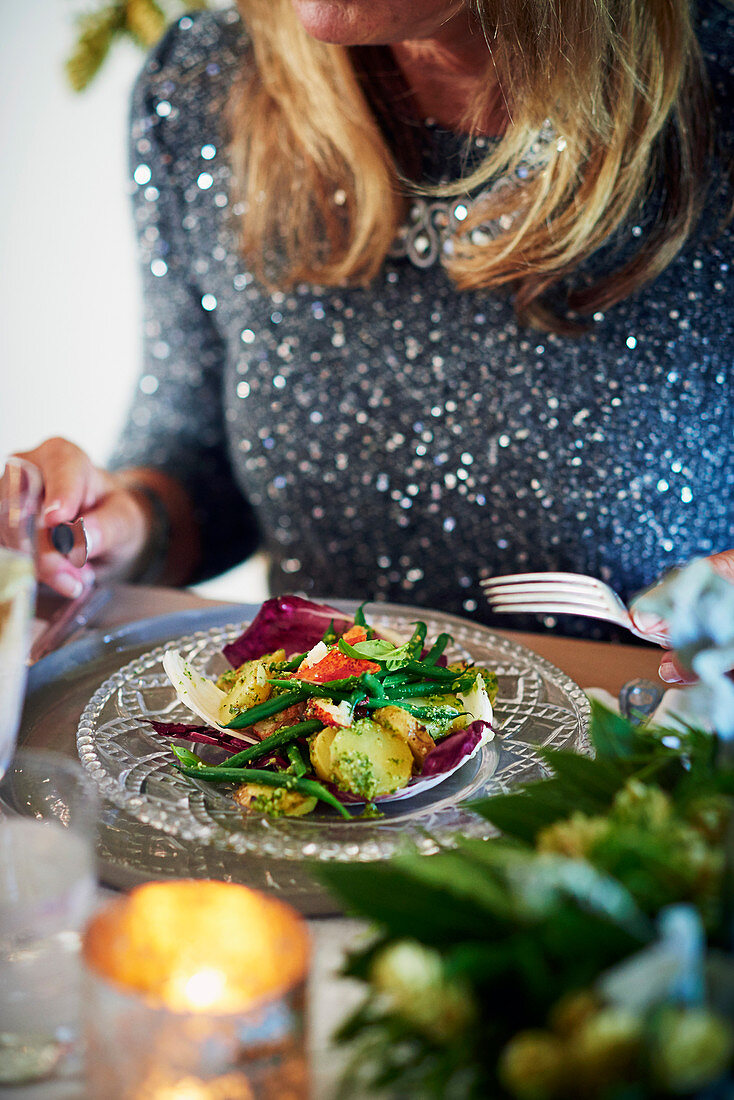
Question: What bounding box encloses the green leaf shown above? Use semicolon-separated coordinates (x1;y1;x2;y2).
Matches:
456;840;651;940
125;0;166;48
589;699;655;759
170;743;204;768
339;636;403;660
316;852;515;945
535;746;630;805
470;739;636;843
353;602;368;628
590;824;709;914
65;5;125;92
470;779;598;841
392;848;519;920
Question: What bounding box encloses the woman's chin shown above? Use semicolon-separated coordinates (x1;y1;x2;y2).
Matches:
289;0;381;45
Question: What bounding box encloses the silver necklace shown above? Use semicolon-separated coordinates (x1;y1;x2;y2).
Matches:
389;120;557;269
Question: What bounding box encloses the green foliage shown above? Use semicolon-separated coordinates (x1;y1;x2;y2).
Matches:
66;5;124;93
125;0;166;49
317;704;734;1098
65;0;210;92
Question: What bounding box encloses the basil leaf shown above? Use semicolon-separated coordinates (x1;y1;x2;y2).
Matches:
338;637;412;666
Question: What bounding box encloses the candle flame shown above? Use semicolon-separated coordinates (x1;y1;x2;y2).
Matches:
83;881;309;1014
136;1073;255;1099
179;967;227;1011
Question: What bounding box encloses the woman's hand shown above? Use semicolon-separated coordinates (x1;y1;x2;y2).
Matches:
631;550;734;685
12;438;152;598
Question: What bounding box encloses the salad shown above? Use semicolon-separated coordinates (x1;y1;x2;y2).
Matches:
154;596;497;820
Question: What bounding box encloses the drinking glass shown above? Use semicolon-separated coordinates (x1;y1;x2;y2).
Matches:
0;456;41;777
0;749;99;1084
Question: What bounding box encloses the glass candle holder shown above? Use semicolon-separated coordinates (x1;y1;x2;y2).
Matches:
0;749;98;1084
82;880;310;1099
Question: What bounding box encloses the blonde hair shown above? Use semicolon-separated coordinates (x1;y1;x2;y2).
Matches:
229;0;714;330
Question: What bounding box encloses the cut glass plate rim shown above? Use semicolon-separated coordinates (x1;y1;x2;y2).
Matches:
76;601;591;862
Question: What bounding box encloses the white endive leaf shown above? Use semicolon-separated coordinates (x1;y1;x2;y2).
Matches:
161;650;254;740
458;673;493;725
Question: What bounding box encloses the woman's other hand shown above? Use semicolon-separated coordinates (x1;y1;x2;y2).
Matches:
11;438;198;597
631;550;734;685
11;438;148;597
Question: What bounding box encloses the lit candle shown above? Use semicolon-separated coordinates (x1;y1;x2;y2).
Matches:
82;881;310;1099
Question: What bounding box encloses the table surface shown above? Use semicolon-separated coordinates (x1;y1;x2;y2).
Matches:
8;583;666;1100
37;581;664;695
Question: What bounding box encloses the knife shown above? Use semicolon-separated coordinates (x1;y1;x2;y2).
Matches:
29;584;111;664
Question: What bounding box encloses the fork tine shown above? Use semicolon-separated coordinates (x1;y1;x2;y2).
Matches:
482;576;607;595
481;581;607;598
488;602;627;625
480;571;602;587
486;594;612;612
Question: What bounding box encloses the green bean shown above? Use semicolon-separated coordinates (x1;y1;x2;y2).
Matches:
407;621;427;658
209;720;321;769
176;764;353;819
362;672;386;699
383;679;459;699
422;632;453;664
380;670;414;690
359;696;460;717
401;659;463;681
281;652;307;671
225;689;307;729
287;743;308;777
319;675;367;691
389;703;464;722
268;675;362;695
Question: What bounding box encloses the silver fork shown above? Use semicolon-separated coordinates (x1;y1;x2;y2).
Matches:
480;572;668;646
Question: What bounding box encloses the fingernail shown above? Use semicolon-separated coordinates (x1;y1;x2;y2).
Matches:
79;565;96;588
55;573;84;599
631;611;666;634
659;659;684;684
82;518;99;557
43;501;63;523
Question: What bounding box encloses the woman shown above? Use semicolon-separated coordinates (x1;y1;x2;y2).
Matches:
16;0;734;678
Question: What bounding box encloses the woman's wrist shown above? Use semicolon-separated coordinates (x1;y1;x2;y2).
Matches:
116;468;200;586
124;481;171;584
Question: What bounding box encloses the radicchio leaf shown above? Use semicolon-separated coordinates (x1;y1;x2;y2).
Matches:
147;720;249;755
420;721;494;777
223;595;354;666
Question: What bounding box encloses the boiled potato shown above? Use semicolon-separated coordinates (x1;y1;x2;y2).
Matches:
373;705;435;767
233;782;316;818
330;719;413;800
309;727;337;782
217;649;286;723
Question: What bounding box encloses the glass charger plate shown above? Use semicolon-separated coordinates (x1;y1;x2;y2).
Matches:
77;603;590;867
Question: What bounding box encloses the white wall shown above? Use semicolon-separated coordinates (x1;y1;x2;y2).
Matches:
0;1;267;602
0;1;141;464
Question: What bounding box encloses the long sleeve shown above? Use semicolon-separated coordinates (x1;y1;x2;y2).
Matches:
109;23;260;582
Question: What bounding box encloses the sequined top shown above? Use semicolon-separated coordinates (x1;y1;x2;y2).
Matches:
112;3;733;637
